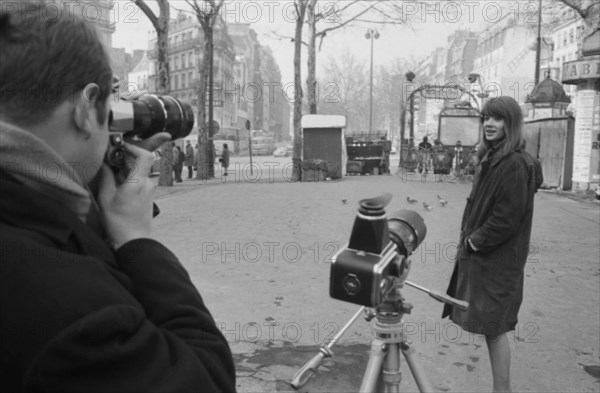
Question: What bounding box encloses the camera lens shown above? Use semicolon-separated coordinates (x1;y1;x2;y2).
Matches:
110;94;195;141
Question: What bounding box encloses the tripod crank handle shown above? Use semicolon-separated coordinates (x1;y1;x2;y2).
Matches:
429;290;469;311
290;347;332;390
404;281;469;311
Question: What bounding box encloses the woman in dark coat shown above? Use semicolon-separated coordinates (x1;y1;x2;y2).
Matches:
221;143;231;176
443;96;543;392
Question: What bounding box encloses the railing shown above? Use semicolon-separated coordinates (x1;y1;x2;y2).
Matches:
147;39;200;58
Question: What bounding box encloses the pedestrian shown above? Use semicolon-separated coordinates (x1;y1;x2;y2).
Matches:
442;96;543;393
418;136;432;151
417;136;433;173
221;143;230;176
0;4;235;391
173;145;184;182
185;140;194;179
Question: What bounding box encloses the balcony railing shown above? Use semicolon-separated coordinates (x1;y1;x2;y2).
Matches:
147;39;200;59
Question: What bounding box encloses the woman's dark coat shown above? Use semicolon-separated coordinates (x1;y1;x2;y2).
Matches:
443;148;543;336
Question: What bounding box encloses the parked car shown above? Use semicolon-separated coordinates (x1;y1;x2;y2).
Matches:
273;146;289;157
286;145;293;156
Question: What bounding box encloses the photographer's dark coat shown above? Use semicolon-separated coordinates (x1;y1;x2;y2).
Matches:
0;170;236;392
442;148;542;336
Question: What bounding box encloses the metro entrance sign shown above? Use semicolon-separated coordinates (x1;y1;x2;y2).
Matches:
562;58;600;84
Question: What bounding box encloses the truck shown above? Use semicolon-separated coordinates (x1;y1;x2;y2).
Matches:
345;130;391;175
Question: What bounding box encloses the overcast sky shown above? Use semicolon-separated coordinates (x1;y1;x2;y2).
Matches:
111;1;531;82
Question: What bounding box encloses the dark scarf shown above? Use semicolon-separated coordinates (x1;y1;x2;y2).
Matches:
0;120;97;223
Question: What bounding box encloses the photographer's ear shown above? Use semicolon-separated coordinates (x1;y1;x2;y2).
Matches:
73;83;102;138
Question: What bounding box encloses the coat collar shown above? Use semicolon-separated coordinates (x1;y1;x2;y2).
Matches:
1;170;82;246
481;145;520;168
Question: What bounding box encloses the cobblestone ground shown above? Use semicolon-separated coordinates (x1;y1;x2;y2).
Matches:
151;156;600;392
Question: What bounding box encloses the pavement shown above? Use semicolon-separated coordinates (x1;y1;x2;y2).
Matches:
151;155;600;393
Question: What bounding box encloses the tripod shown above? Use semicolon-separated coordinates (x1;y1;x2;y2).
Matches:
290;279;468;393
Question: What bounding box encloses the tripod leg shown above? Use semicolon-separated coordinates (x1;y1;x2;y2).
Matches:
401;343;435;393
360;339;386;393
382;343;401;393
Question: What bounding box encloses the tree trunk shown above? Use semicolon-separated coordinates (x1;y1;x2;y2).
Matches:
134;0;173;187
195;18;212;180
292;1;308;181
156;16;174;186
306;0;318;115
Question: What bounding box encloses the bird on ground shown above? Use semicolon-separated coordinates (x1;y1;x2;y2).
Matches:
437;194;448;206
407;196;418;204
341;198;348;205
423;202;433;211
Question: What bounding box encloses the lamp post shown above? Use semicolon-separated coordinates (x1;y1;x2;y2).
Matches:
467;73;488;110
365;29;380;135
406;71;416;147
534;0;542;86
399;71;415;168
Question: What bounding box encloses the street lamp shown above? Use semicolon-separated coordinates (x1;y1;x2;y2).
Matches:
467;73;488;109
365;29;380;135
399;71;416;168
406;71;416;147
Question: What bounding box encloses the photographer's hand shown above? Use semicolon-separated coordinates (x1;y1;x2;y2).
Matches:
98;143;156;250
128;132;171;152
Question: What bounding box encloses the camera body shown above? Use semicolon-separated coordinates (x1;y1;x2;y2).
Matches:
330;194;426;308
330;242;400;308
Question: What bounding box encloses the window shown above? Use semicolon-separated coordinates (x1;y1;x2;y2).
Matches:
189;52;194;66
182;54;186;69
182;73;186;88
174;74;179;90
569;28;574;44
189;72;193;86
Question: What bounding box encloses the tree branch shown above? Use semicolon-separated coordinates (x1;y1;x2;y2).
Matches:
559;0;590;19
133;0;158;30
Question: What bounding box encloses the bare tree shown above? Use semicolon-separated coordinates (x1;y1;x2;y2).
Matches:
133;0;174;186
557;0;600;30
305;1;411;114
373;58;415;142
291;0;310;181
319;50;369;132
185;0;225;180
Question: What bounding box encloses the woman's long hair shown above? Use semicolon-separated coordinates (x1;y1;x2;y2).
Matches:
479;96;524;158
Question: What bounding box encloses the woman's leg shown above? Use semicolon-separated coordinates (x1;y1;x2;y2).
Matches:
486;333;512;392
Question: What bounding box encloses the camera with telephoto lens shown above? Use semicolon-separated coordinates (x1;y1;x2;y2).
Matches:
105;94;195;170
330;193;426;308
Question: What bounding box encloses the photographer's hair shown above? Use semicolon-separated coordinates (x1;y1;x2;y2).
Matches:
0;1;113;126
480;96;524;157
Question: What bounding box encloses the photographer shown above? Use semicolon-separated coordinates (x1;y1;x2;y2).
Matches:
0;3;235;392
443;96;542;393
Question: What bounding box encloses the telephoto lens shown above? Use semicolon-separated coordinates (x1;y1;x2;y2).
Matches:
109;94;195;140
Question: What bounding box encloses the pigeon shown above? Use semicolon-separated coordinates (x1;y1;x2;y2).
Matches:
406;196;418;204
423;202;433;211
437;194;448;206
341;198;348;205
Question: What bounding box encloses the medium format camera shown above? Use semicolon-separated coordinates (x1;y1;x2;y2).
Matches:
105;94;195;170
330;193;426;308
